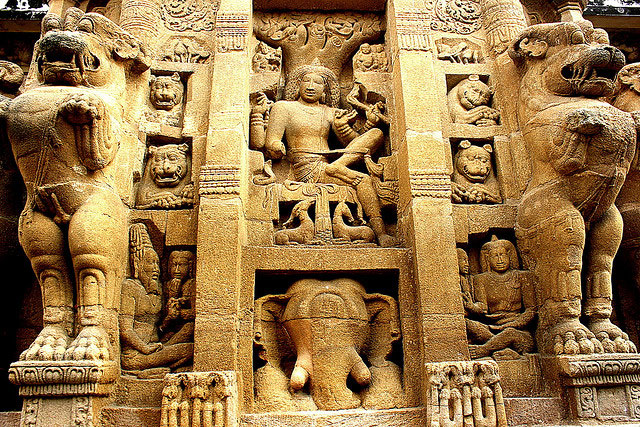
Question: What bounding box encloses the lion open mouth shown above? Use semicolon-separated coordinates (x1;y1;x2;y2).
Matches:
37;33;101;86
559;47;625;97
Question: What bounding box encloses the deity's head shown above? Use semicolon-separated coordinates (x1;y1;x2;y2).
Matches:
168;250;195;281
360;43;372;54
480;236;519;274
285;65;340;107
129;223;161;293
457;248;469;275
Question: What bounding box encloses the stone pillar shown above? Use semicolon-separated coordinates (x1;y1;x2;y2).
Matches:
119;0;161;52
193;0;250;391
9;360;118;427
387;0;470;371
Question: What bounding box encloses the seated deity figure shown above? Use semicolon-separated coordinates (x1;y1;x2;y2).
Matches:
250;65;395;247
465;236;536;359
159;250;196;341
119;224;193;374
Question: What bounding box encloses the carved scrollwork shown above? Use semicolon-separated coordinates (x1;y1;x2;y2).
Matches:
425;0;482;35
161;0;219;32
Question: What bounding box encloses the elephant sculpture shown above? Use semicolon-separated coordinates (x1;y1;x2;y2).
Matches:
254;278;403;411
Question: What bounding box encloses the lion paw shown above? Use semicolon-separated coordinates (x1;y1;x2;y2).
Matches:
64;326;112;361
547;321;602;355
60;93;104;125
20;325;70;361
588;319;637;353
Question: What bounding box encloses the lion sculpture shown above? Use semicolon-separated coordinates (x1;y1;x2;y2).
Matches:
136;143;194;209
448;75;500;126
509;22;638;355
451;140;501;204
0;8;149;361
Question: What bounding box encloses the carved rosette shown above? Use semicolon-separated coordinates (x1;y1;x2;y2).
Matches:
425;0;482;34
8;360;118;397
426;360;507;427
161;0;219;32
160;371;238;427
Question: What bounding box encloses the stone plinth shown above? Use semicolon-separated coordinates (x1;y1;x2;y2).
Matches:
8;360;118;427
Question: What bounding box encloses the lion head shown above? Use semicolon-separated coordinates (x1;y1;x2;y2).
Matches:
454;140;493;183
35;8;150;88
148;143;189;188
509;21;625;98
457;75;492;110
149;72;183;111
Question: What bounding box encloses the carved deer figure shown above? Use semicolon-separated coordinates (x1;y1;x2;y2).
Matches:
332;201;375;243
274;199;315;245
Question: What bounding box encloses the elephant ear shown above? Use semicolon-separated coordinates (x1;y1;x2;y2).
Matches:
363;293;401;366
254;294;290;365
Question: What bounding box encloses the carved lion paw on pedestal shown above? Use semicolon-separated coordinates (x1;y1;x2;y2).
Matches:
20;325;70;361
588;319;638;353
64;326;112;361
548;320;603;355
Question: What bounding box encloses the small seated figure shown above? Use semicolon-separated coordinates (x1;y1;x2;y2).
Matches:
465;236;536;359
250;65;395;247
451;140;501;204
159;250;196;343
448;75;500;126
353;44;387;72
458;248;487;317
120;224;193;375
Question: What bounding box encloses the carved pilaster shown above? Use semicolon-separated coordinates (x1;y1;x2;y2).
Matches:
199;165;241;197
409;169;452;199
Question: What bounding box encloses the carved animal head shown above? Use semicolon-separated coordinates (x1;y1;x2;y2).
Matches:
457;75;492;110
149;72;183;111
35;8;150;88
612;63;640;112
147;143;190;188
454;140;493;184
509;22;625;98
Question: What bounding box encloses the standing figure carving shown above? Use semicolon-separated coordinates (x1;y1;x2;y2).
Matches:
1;9;150;362
159;250;196;342
250;66;395;246
509;22;638;355
465;237;536;359
120;224;193;374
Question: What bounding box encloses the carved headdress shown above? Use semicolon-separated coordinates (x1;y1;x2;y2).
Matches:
284;64;341;107
129;223;157;280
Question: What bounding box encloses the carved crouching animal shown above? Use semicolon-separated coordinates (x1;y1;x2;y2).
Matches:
274;199;315;245
332;201;375;243
0;8;150;361
509;22;638;355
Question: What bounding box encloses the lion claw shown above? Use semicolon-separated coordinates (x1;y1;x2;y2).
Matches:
20;325;70;361
64;325;112;361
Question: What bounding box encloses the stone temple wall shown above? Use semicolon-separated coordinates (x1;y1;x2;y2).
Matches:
1;0;640;425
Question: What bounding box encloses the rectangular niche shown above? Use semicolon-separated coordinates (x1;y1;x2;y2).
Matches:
135;137;194;210
252;270;404;412
445;72;502;134
450;137;502;204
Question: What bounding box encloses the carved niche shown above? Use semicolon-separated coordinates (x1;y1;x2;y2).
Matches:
448;75;500;126
144;72;185;128
136;141;195;209
353;43;388;72
451;140;501;204
254;278;403;412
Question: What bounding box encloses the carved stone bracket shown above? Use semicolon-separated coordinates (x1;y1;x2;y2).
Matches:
9;360;118;397
426;360;507;427
160;371;238;427
409;169;452;199
199;165;241;196
551;354;640;422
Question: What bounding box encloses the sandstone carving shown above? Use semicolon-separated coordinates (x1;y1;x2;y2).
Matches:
2;8;150;362
161;39;210;64
252;42;281;73
448;75;500;126
274;199;315;245
136;143;194;209
437;39;482;64
451;140;501;204
120;224;193;375
159;250;196;342
254;278;403;411
332;201;375;243
353;43;388;72
0;60;25;95
465;237;536;359
144;73;184;127
509;22;638;355
250;66;395;246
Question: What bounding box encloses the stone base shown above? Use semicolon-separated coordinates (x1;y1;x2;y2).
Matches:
8;360;118;427
241;407;428;427
542;353;640;423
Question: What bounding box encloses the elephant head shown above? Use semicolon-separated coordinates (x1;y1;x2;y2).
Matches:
254;278;401;411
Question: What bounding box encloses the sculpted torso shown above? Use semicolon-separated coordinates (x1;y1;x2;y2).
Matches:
267;100;334;154
122;279;162;345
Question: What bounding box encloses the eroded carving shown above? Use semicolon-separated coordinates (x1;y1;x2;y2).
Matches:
161;39;211;63
448;75;500;126
144;73;184;127
136;143;194;209
509;22;638;355
120;224;193;376
250;67;395;246
161;0;218;32
425;0;482;35
436;39;482;63
274;199;315;245
0;60;25;95
3;8;150;363
254;278;403;411
451;140;501;204
353;43;388;72
160;250;196;342
252;42;281;73
465;237;536;360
